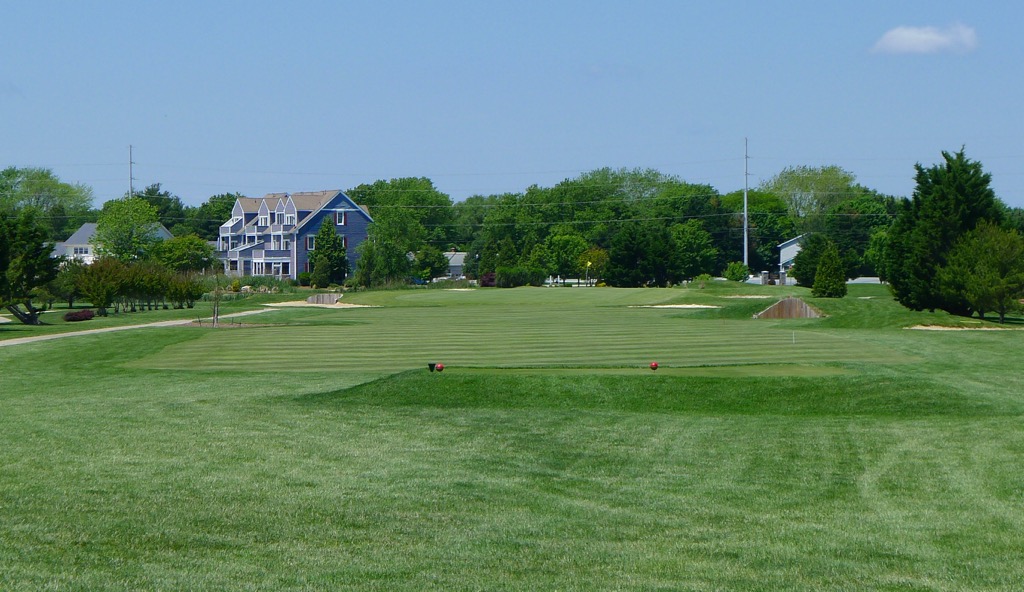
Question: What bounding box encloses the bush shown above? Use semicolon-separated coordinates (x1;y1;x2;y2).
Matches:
63;309;95;322
723;261;750;282
693;273;713;289
297;272;312;287
479;272;496;288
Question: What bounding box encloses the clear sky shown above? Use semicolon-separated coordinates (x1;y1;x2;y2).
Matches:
3;1;1022;207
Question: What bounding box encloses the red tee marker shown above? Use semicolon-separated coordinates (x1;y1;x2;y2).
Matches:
650;362;658;371
435;363;445;372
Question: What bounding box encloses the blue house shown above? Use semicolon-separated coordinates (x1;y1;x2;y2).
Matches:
217;190;372;280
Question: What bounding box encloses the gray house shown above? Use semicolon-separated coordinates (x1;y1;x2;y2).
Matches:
54;222;174;264
217;190;372;280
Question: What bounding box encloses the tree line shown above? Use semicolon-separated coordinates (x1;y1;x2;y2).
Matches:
4;149;1024;324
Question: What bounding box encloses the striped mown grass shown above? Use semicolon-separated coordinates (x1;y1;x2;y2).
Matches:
128;296;914;374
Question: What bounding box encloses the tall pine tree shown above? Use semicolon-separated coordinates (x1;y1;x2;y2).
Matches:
309;219;349;288
885;149;1002;315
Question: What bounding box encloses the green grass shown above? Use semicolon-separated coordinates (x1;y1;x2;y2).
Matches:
2;284;1023;590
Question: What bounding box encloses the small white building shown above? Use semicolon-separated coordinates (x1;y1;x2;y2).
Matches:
778;234;806;272
444;251;467;278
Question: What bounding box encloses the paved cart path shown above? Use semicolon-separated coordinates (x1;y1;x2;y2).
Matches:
0;309;270;348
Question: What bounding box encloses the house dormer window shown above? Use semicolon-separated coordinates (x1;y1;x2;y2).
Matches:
275;212;283;225
258;215;269;226
285;214;296;226
336;211;347;226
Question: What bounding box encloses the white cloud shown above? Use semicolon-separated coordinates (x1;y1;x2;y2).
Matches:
872;23;977;54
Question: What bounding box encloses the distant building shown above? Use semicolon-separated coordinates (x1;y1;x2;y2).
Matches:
444;250;467;278
217;190;372;280
54;222;174;264
778;234;806;272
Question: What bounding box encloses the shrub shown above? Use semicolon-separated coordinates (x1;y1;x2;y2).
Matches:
63;309;95;322
297;272;312;287
723;261;750;282
479;272;496;288
693;273;713;289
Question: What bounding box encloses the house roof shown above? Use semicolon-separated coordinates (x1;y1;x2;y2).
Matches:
778;234;806;249
64;223;98;244
445;251;466;267
62;222;173;245
236;197;265;213
287;190;340;212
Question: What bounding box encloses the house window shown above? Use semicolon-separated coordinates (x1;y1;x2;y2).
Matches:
229;260;238;271
258;215;269;226
306;236;315;250
283;239;291;250
73;247;89;255
275;212;283;225
285;214;296;225
340;235;348;248
336;211;347;226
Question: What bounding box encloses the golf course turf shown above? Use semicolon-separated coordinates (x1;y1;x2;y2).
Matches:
1;283;1022;590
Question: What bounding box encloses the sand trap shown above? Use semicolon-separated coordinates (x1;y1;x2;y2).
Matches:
722;295;772;299
0;316;11;324
263;301;379;309
629;304;721;309
446;289;475;292
908;325;1012;331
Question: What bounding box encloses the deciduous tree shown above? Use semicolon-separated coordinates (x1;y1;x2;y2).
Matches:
92;197;162;262
157;234;217;273
1;209;60;324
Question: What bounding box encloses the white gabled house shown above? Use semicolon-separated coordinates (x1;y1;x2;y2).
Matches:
54;222;174;264
778;234;806;272
217;190;372;280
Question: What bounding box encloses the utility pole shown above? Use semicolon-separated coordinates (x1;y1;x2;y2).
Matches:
743;138;749;268
129;145;135;198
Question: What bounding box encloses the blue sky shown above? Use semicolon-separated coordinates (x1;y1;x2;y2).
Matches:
3;1;1022;208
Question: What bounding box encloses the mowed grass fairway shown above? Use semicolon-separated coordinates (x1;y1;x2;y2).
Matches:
2;283;1023;590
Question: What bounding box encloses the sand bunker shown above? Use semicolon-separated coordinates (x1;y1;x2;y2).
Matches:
908;325;1012;331
263;301;379;309
722;295;772;299
629;304;721;309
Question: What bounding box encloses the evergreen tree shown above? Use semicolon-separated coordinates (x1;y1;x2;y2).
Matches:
885;149;1002;315
790;233;830;288
937;221;1024;323
309;219;349;288
812;240;847;298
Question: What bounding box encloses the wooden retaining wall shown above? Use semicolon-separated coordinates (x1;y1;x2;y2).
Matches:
754;297;822;319
306;293;342;305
